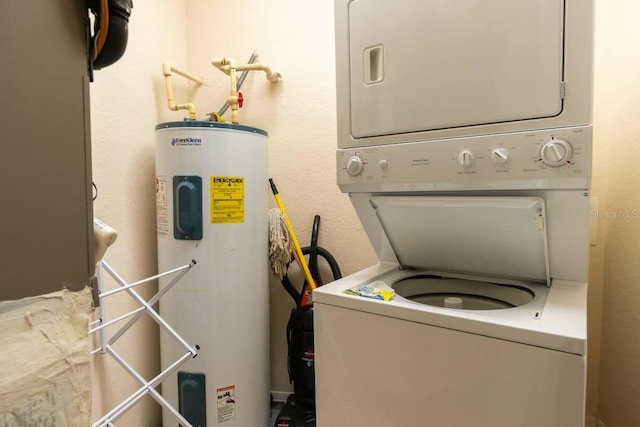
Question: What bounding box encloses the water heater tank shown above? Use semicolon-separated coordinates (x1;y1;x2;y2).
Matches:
155;121;269;426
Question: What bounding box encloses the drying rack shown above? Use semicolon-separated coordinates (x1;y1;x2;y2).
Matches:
89;260;199;427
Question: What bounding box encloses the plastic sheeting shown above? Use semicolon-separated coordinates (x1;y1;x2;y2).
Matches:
0;287;92;426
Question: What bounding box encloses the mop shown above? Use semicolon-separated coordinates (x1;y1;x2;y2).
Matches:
269;207;292;280
268;179;318;308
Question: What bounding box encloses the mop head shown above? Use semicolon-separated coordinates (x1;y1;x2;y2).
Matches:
269;208;292;279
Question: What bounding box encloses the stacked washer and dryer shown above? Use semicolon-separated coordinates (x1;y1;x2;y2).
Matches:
314;0;594;426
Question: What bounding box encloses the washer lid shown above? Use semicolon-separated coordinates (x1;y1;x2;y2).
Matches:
370;196;550;285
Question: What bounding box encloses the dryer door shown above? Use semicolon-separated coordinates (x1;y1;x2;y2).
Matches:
348;0;565;139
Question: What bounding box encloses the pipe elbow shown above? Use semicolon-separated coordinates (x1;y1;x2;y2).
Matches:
162;63;172;77
214;57;235;67
263;66;282;83
211;58;234;75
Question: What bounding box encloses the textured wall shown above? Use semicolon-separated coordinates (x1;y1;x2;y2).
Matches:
595;0;640;425
89;1;187;425
587;0;610;417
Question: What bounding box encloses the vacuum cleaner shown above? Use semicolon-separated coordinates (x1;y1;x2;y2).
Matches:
273;215;341;427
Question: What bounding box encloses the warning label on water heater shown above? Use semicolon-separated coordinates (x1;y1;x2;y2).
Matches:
210;176;245;224
216;384;236;422
156;175;169;238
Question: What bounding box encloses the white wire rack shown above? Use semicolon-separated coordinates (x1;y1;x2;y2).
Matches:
89;259;199;427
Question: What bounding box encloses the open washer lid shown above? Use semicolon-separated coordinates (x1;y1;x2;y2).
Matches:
370;196;550;285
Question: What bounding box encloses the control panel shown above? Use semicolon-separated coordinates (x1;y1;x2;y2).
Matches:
337;126;592;192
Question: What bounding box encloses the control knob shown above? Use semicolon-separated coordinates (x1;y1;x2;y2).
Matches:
345;155;365;176
540;138;573;167
457;150;475;168
491;147;510;165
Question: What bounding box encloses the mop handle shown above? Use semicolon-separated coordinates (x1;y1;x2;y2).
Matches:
269;179;317;290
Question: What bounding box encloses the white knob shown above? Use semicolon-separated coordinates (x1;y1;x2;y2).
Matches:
379;159;389;169
458;150;475;168
540;139;573;167
345;155;365;176
491;147;510;165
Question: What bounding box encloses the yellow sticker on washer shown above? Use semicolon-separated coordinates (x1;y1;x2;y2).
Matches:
210;176;245;223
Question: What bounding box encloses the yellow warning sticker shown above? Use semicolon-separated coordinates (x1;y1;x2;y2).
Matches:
210;176;245;224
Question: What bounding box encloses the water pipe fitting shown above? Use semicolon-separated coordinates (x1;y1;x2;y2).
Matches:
162;63;204;119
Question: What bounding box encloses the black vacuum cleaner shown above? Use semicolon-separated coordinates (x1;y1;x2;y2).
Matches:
273;215;341;427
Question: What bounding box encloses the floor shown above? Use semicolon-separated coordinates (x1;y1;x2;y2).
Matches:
270;401;284;426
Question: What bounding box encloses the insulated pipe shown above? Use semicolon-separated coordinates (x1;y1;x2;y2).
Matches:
211;57;282;124
238;63;282;82
211;59;282;82
162;63;204;119
211;58;240;123
216;51;258;117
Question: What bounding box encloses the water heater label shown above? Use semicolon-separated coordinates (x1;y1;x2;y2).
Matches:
216;384;236;422
170;136;202;147
156;176;169;238
210;176;245;223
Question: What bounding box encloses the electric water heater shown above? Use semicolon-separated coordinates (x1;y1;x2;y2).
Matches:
155;121;269;426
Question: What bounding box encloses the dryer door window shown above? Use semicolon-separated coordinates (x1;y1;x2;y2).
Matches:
348;0;565;138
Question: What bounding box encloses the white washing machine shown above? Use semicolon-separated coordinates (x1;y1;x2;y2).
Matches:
314;1;594;425
314;129;591;426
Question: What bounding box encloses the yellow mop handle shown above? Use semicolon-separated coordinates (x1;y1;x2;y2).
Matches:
269;179;317;290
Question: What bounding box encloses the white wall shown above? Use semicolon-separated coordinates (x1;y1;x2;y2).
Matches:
89;1;187;424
